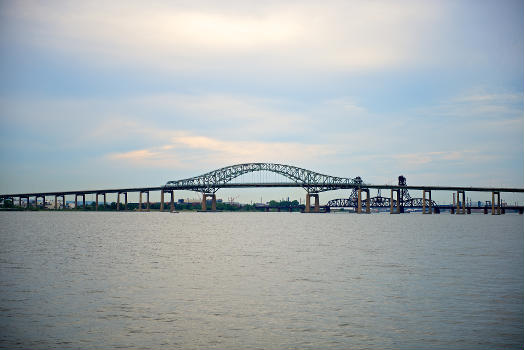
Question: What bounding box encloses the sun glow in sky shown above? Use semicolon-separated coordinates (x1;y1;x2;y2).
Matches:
0;0;523;203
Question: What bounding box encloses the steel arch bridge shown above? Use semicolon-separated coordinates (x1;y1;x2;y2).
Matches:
164;162;363;193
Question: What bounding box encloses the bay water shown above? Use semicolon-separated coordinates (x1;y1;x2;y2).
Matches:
0;212;522;349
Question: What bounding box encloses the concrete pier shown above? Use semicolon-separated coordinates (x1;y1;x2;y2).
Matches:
422;190;432;214
170;191;175;212
305;193;319;213
117;192;127;211
201;193;217;211
492;191;501;215
357;189;370;214
390;189;400;214
138;191;149;211
160;190;164;211
456;191;465;214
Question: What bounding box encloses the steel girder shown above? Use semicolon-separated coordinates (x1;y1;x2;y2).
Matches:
327;196;438;208
164;163;362;193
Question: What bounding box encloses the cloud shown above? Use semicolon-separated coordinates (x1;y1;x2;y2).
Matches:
3;0;441;73
107;132;334;169
412;88;523;125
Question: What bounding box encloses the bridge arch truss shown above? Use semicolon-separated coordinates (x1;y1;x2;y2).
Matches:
164;163;362;193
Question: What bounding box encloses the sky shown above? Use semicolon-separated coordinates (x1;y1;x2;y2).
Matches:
0;0;523;204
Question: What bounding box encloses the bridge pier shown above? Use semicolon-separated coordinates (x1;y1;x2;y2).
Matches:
201;193;216;211
138;191;149;211
117;192;127;211
492;191;501;215
305;193;319;213
422;190;432;214
96;193;99;211
357;188;370;214
160;190;164;211
170;191;175;212
74;194;86;209
456;191;465;214
390;189;400;214
54;195;58;210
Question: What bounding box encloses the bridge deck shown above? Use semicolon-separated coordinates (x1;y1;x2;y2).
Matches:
2;182;524;198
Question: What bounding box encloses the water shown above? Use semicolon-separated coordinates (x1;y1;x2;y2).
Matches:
0;211;522;349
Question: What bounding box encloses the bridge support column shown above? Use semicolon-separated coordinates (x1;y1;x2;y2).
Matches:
390;189;400;214
103;193;106;209
305;193;319;213
170;191;175;212
54;195;58;210
19;197;22;207
456;191;465;214
124;192;127;211
117;193;121;211
95;193;99;211
146;191;150;211
492;192;500;215
422;190;432;214
42;195;46;208
62;195;65;209
75;194;78;209
305;194;310;213
201;193;216;211
357;189;370;214
160;190;164;211
82;194;86;209
139;192;143;211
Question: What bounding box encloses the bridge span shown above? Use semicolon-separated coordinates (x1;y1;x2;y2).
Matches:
1;162;523;214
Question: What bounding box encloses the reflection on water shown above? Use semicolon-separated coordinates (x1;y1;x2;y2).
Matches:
1;212;523;349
